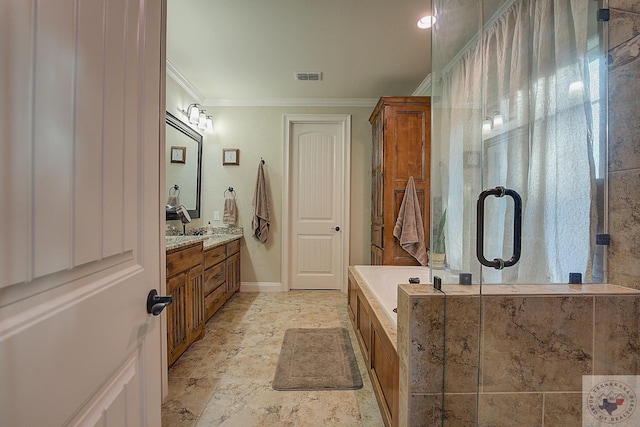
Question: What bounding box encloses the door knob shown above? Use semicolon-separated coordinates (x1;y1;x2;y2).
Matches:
147;289;173;316
331;226;341;231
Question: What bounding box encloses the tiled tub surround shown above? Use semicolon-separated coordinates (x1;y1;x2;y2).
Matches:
399;284;640;426
349;267;640;426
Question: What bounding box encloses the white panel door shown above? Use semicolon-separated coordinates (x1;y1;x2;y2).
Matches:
287;117;350;290
0;1;164;426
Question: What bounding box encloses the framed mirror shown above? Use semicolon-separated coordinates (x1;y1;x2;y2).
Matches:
165;111;202;220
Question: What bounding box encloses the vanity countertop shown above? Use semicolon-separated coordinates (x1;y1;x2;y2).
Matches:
165;228;243;252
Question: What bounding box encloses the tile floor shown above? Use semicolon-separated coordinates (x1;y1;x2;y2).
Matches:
161;290;385;426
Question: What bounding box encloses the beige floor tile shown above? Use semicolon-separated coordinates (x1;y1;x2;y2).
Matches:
162;291;385;427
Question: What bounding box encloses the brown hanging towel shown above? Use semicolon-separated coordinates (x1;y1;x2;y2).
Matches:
252;161;270;243
392;176;428;265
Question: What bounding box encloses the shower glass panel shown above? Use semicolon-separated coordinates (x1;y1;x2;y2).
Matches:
431;0;606;286
430;0;608;424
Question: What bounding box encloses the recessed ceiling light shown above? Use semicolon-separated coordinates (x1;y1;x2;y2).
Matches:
417;15;435;29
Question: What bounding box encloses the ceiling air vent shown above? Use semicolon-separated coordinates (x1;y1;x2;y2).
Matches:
295;72;322;81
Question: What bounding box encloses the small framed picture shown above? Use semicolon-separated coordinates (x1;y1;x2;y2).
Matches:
223;148;239;165
170;146;186;164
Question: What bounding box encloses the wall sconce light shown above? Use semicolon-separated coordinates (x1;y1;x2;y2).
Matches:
568;80;584;98
492;112;504;129
182;103;214;134
205;116;214;134
197;110;207;129
482;118;492;135
185;103;200;124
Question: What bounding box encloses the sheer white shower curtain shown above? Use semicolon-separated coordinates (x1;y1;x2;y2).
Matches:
439;0;596;283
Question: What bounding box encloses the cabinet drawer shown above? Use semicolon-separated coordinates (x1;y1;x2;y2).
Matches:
166;243;202;277
204;262;226;295
204;245;226;269
205;284;226;320
226;239;240;256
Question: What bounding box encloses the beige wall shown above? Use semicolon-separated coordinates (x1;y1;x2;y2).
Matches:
608;1;640;289
166;77;372;284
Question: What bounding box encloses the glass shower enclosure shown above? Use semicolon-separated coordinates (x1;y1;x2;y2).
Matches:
426;0;624;425
431;0;607;286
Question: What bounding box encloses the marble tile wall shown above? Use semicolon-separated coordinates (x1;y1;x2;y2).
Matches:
608;1;640;289
400;289;640;426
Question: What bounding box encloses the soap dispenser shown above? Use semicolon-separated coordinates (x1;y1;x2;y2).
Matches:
207;221;213;235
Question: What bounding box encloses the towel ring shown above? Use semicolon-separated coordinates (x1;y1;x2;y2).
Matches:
169;184;180;196
224;186;237;198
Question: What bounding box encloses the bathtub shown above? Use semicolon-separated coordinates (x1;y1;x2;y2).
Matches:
352;265;432;328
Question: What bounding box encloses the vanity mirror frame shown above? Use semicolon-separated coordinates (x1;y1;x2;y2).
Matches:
166;111;202;221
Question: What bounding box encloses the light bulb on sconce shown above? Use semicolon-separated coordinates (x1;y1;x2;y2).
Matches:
186;103;200;124
205;116;214;134
568;80;584;98
492;112;504;129
197;111;207;130
482;118;492;136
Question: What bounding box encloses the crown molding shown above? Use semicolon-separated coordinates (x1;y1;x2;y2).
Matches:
167;60;429;108
412;74;432;96
166;60;204;104
203;98;379;107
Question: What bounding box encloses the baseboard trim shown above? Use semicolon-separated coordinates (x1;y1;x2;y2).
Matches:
240;282;286;292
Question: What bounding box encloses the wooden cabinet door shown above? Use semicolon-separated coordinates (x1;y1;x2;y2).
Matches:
226;252;241;298
383;103;430;265
167;272;189;367
347;277;357;323
371;326;398;425
188;264;205;343
356;293;371;365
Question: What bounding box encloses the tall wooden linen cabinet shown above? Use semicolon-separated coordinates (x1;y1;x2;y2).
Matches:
370;96;431;265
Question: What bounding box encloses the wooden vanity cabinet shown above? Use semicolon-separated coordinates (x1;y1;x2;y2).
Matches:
166;242;205;367
370;96;431;265
166;237;242;366
203;238;242;320
226;239;241;299
203;245;227;321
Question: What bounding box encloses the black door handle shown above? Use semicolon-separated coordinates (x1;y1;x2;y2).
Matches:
147;289;173;316
476;186;522;270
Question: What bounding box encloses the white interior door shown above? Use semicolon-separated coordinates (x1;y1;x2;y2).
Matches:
0;1;164;426
284;115;351;290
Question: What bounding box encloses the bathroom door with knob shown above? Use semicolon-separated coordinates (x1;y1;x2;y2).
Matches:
0;1;164;425
284;115;351;290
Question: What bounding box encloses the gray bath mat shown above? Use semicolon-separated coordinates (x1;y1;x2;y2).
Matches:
272;327;363;391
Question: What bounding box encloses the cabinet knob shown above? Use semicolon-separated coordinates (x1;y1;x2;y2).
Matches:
147;289;173;316
331;226;341;232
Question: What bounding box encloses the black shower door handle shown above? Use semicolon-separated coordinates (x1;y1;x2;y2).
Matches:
476;186;522;270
